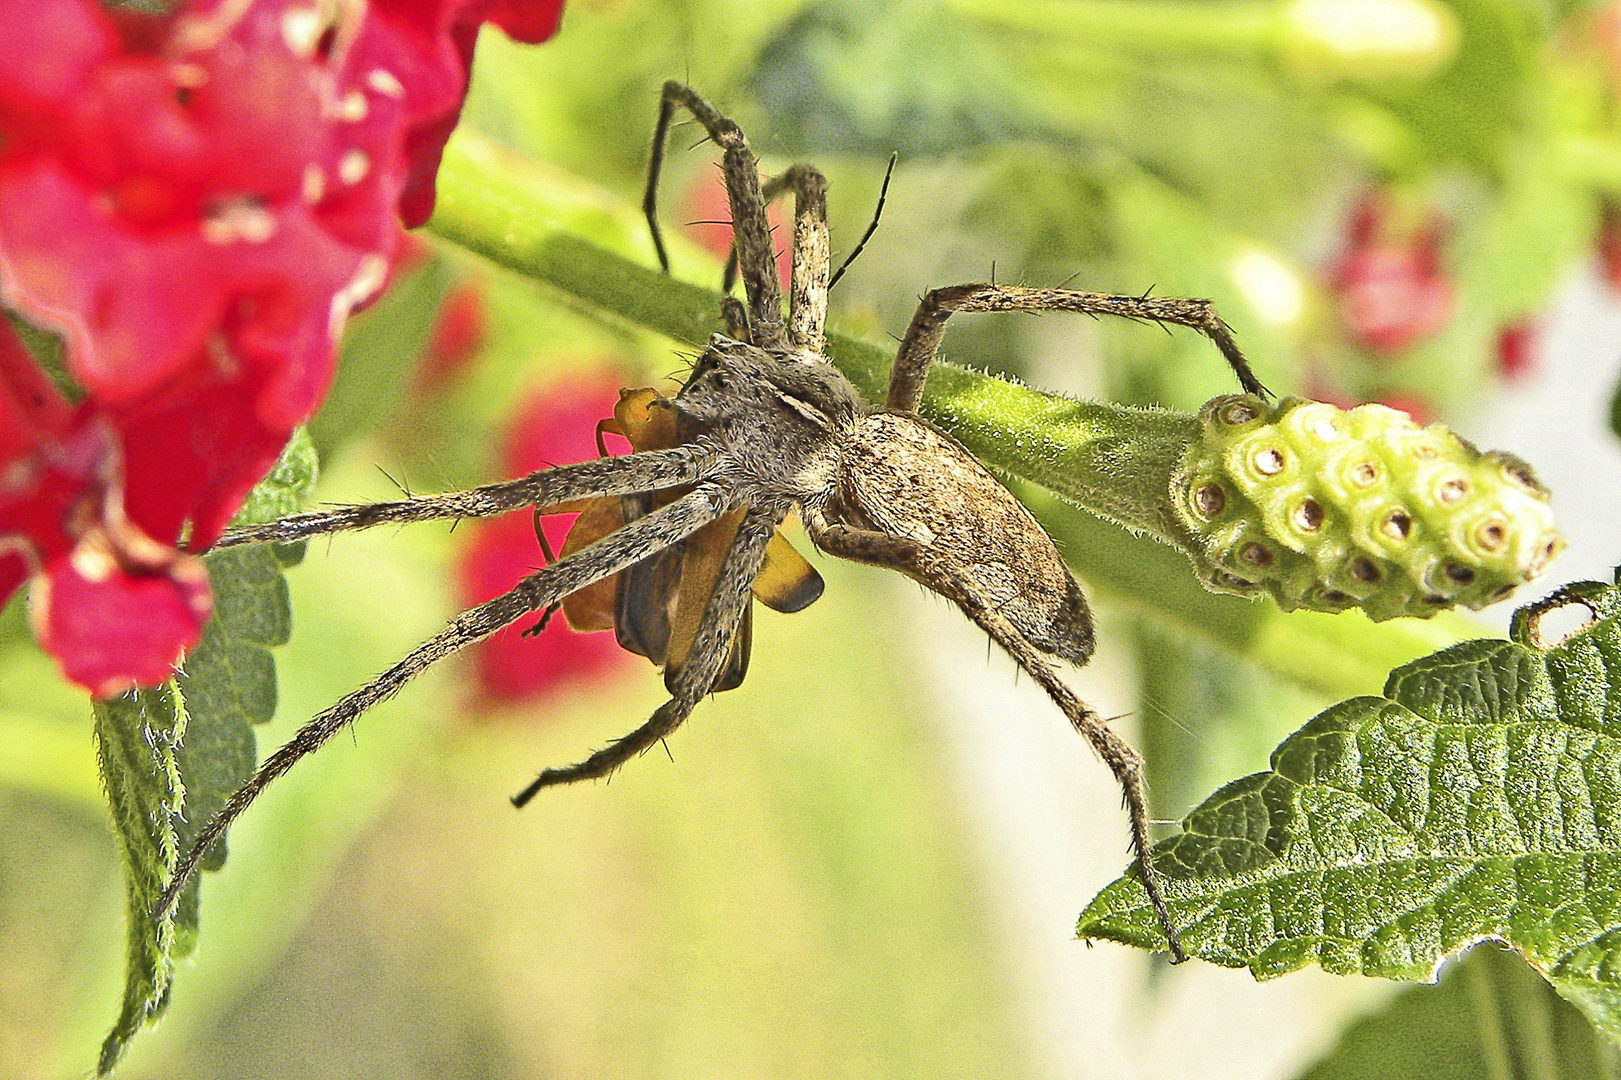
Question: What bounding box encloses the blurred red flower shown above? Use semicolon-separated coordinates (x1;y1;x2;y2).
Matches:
0;0;564;695
456;374;635;708
1331;189;1456;356
1495;318;1539;381
412;279;489;392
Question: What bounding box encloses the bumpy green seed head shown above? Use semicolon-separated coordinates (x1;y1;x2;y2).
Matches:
1171;394;1562;621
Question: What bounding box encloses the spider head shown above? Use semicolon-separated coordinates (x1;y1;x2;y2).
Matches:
679;335;863;431
675;335;865;492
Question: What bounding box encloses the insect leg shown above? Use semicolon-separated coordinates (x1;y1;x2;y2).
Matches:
511;502;783;804
213;444;716;548
887;283;1264;414
643;81;787;350
806;519;1187;963
155;484;739;921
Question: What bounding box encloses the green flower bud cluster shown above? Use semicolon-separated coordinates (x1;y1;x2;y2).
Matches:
1171;394;1562;621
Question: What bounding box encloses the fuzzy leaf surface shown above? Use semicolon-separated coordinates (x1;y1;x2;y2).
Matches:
93;686;186;1075
1079;573;1621;1044
95;430;314;1073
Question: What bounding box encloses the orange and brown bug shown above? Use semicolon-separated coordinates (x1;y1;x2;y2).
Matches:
547;386;824;693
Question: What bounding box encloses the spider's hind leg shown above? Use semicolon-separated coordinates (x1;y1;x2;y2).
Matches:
806;519;1187;963
511;502;783;804
888;282;1265;414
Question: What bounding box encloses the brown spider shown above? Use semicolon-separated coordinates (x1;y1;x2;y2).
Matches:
159;81;1270;960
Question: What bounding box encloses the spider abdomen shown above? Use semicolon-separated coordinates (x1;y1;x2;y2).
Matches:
831;411;1094;665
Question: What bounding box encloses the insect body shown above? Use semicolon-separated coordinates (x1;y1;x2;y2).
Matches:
157;82;1557;962
552;386;824;693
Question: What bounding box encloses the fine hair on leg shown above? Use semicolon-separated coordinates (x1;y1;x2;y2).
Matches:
888;282;1266;414
645;81;786;349
213;445;717;549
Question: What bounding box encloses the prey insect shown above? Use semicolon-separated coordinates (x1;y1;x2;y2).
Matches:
158;81;1270;960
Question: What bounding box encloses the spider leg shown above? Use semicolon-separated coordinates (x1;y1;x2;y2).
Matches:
644;81;787;350
805;519;1187;963
213;444;716;548
735;164;829;355
827;151;897;292
511;501;783;805
887;282;1266;414
719;295;750;341
154;484;739;921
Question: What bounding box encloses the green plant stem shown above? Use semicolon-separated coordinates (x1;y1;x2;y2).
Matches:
427;130;1486;699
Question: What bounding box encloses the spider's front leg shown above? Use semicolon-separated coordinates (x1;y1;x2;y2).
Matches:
511;502;784;805
888;283;1266;414
214;445;714;548
752;164;830;354
155;484;740;921
805;519;1186;963
644;81;787;350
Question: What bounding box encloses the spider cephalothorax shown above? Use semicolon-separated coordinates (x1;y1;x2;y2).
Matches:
157;82;1560;965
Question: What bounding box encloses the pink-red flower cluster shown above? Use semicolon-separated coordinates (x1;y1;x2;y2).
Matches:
456;375;634;708
0;0;563;695
1331;189;1457;356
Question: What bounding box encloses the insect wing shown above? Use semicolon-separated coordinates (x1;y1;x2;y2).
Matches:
753;531;824;613
556;495;626;633
614;542;682;663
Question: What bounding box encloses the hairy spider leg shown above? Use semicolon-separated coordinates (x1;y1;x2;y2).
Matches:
645;81;787;350
155;482;740;922
751;164;830;355
725;154;894;317
889;283;1268;413
511;502;784;805
211;445;716;549
805;520;1186;963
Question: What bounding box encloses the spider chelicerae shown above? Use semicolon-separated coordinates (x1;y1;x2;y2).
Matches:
160;81;1273;961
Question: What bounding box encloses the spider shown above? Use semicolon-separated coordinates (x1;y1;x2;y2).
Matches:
159;81;1273;962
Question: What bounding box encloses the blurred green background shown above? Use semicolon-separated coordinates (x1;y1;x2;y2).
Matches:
9;0;1621;1076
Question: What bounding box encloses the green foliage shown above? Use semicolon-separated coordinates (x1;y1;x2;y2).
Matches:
1299;944;1621;1080
92;433;314;1075
37;0;1621;1073
92;686;185;1075
1079;572;1621;1042
1173;394;1562;619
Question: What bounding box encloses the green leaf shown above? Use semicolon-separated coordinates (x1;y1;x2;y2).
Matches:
1297;944;1620;1080
165;544;295;947
94;431;314;1073
92;685;187;1075
1079;571;1621;1044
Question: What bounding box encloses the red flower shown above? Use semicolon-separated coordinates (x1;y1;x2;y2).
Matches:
1495;318;1539;381
456;375;635;708
0;320;212;697
1331;189;1456;356
0;0;564;694
412;279;489;392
